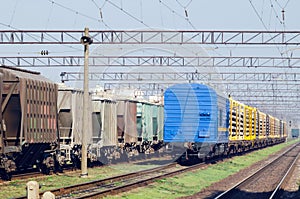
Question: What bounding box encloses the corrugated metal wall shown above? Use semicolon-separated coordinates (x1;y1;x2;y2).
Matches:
117;100;138;144
92;99;118;147
58;88;92;146
1;66;58;145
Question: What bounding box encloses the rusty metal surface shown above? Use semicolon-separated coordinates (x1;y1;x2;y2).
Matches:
0;66;58;145
117;100;138;144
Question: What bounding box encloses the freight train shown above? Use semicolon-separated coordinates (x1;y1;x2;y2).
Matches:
164;83;287;162
0;66;287;180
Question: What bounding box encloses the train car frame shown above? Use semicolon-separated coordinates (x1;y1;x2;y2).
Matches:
0;66;62;179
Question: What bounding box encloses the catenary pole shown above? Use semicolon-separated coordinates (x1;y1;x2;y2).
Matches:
80;27;92;177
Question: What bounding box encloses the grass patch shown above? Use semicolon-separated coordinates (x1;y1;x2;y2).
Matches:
0;166;122;198
104;139;299;199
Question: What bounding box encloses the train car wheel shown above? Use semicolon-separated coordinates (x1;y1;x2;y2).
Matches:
54;161;63;173
0;171;12;181
39;165;50;175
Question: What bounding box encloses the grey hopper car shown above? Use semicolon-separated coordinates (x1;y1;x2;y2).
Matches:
57;84;93;167
90;95;118;164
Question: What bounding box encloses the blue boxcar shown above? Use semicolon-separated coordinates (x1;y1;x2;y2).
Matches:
164;83;229;158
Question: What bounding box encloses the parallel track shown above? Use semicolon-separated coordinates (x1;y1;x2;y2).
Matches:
14;159;216;199
215;143;300;199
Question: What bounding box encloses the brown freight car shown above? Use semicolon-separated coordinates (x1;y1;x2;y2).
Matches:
0;66;62;180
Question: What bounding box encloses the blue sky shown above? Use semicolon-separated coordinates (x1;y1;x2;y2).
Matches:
0;0;299;83
1;0;297;30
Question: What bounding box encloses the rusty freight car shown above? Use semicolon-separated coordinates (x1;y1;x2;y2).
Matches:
0;66;61;179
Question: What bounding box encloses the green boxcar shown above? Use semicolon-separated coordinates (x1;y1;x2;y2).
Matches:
137;102;159;142
292;129;299;138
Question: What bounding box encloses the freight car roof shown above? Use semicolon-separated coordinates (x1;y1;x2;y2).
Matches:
0;65;40;74
0;65;54;83
58;83;84;92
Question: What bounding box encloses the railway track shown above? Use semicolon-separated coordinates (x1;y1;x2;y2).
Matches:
0;171;45;183
0;167;78;184
215;142;300;199
0;153;172;183
14;159;214;199
6;142;296;198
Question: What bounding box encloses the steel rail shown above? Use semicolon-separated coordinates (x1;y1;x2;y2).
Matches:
214;143;300;199
14;162;178;199
270;148;300;198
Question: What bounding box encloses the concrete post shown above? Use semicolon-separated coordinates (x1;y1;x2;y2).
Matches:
26;181;39;199
81;27;92;177
42;191;55;199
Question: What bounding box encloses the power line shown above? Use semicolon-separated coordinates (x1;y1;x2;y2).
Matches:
159;0;224;57
175;0;193;18
106;0;152;29
47;0;111;29
269;0;284;25
274;0;291;9
45;1;54;30
89;0;111;29
9;0;19;26
159;0;196;29
248;0;286;57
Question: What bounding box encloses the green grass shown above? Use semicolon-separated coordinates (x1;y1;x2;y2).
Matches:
0;162;160;198
0;139;298;199
0;166;123;198
104;139;299;199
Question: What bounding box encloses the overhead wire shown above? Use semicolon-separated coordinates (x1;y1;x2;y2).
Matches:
248;0;286;58
269;0;284;26
89;0;112;29
158;1;165;27
9;0;19;26
47;0;112;29
140;0;143;23
105;0;152;29
249;0;294;119
159;0;223;56
274;0;291;9
45;0;54;30
159;0;196;29
175;0;193;18
159;0;228;90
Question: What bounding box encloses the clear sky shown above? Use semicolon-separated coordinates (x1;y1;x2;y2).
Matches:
1;0;298;30
0;0;299;82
